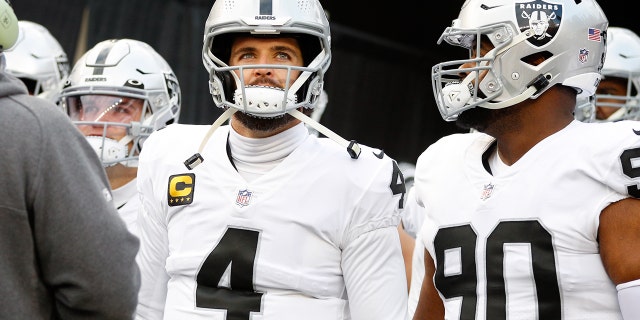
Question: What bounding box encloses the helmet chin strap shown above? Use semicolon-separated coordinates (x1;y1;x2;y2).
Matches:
184;107;237;170
183;103;361;171
287;109;360;159
185;51;359;170
480;86;539;109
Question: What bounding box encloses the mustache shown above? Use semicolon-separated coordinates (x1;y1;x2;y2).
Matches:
248;77;281;88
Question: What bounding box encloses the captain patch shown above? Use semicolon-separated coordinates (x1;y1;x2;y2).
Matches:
168;173;195;207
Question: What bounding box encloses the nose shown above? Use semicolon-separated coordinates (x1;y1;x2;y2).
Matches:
252;65;273;77
75;123;105;138
457;61;476;81
252;54;279;77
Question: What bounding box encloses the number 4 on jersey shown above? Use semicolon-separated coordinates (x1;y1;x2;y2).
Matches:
196;227;263;320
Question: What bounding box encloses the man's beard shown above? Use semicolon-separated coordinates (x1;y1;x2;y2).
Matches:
456;107;493;132
456;105;520;133
233;111;298;132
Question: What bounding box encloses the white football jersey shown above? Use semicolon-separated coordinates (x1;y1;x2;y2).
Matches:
415;120;640;320
135;124;408;320
112;178;140;238
402;186;426;318
407;229;426;319
401;186;424;238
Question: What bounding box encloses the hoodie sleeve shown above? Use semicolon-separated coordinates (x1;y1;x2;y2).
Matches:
26;94;141;319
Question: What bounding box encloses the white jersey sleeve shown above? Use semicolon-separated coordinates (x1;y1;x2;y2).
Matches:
404;186;427;318
407;230;426;319
135;124;408;320
113;178;141;238
401;186;424;238
415;121;640;320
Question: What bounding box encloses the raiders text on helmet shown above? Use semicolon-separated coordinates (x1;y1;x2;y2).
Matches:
431;0;608;121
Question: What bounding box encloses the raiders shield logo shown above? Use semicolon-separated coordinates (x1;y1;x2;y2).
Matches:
516;0;562;47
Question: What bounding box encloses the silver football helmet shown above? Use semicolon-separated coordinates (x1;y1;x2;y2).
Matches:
60;39;181;167
186;0;360;170
0;0;18;52
202;0;331;118
4;20;69;103
591;27;640;122
432;0;608;121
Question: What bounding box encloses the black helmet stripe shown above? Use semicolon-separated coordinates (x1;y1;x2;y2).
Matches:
92;40;117;75
260;0;272;15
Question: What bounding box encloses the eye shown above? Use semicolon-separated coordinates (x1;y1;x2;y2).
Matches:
83;104;98;115
238;52;256;60
113;99;141;115
275;51;291;60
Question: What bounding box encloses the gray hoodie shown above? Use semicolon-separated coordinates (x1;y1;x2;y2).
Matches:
0;68;140;319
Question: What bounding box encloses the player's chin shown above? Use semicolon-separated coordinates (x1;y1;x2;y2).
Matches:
456;107;490;132
234;111;295;131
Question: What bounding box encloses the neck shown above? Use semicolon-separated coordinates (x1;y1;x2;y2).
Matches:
487;86;576;165
105;164;138;189
228;122;308;181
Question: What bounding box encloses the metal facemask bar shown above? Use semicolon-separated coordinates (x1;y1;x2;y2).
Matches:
73;120;150;167
434;26;539;120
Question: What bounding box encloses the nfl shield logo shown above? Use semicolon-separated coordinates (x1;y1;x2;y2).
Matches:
579;48;589;64
236;189;252;207
480;183;494;201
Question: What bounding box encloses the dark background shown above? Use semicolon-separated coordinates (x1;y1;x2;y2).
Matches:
9;0;635;165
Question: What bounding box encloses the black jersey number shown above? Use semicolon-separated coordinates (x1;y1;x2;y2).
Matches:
390;160;406;209
195;227;263;319
433;220;561;320
620;147;640;197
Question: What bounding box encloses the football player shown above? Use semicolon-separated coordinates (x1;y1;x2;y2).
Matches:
134;0;408;319
59;38;181;236
575;26;640;122
412;0;640;319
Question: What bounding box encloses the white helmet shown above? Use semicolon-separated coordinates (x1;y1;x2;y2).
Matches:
60;39;181;167
0;0;18;52
432;0;608;121
202;0;331;118
4;20;69;102
185;0;360;170
589;27;640;122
